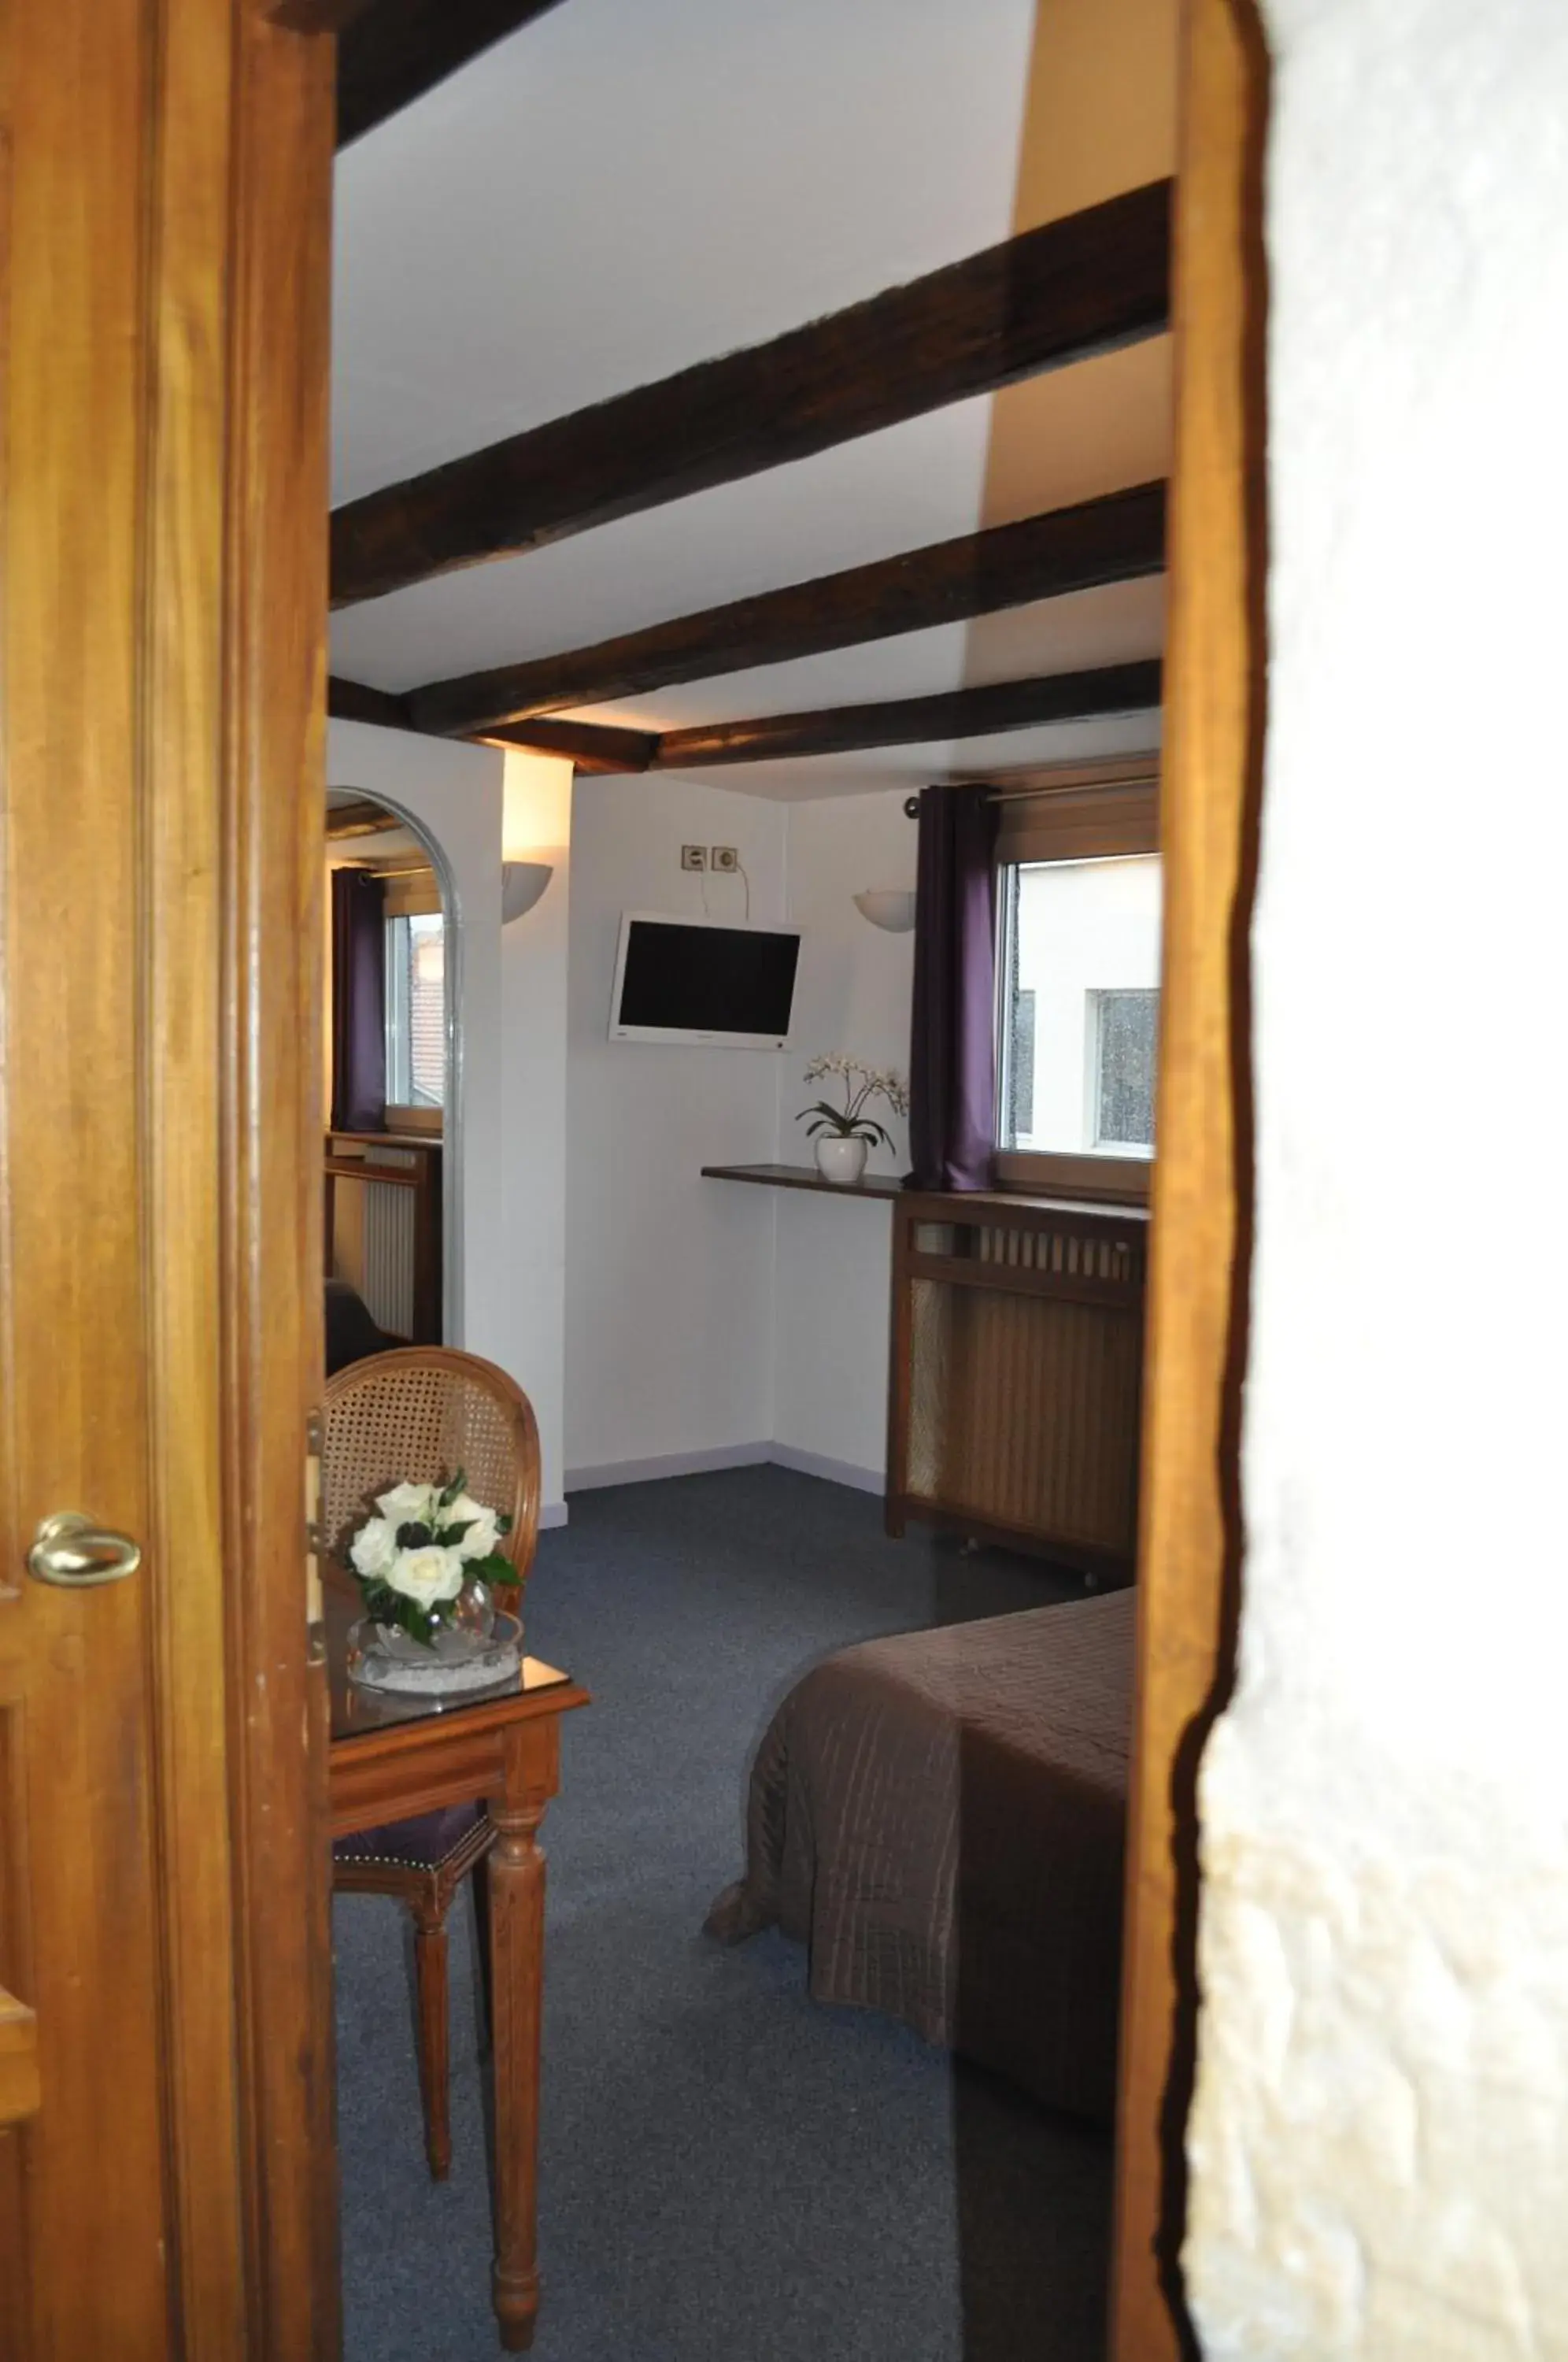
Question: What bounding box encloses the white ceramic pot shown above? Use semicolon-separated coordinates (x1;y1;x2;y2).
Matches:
815;1135;869;1187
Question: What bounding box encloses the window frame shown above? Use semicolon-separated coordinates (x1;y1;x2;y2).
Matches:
989;761;1160;1203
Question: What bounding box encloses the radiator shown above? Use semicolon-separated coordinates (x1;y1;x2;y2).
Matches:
327;1145;420;1340
888;1194;1148;1576
360;1160;416;1338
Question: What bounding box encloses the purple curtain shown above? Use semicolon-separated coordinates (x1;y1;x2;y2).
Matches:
331;868;386;1133
907;785;999;1191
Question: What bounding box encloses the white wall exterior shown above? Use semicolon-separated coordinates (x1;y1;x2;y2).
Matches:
564;775;787;1480
1185;4;1568;2357
327;720;571;1523
771;789;915;1486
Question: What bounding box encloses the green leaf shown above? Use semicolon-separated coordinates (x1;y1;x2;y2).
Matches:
355;1575;438;1647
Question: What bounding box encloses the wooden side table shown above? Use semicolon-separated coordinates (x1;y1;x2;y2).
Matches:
327;1587;589;2351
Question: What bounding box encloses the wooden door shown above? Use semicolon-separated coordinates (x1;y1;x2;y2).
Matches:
1110;0;1268;2353
0;3;338;2356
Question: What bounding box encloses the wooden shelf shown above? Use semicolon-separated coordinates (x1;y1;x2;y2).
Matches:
701;1161;903;1201
327;1128;444;1150
701;1162;1150;1222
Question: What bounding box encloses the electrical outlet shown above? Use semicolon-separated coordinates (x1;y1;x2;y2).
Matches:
681;844;708;872
711;846;739;873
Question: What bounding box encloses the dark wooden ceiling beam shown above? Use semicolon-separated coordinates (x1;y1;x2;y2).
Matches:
335;0;570;146
331;665;1160;775
327;675;414;729
328;671;653;768
268;1;375;31
613;661;1160;776
326;797;406;838
404;481;1167;737
481;716;659;774
330;181;1173;609
650;661;1161;772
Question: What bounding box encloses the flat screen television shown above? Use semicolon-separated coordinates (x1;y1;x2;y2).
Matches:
608;912;802;1048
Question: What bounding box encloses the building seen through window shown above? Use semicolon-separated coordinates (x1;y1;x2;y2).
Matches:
386;909;446;1111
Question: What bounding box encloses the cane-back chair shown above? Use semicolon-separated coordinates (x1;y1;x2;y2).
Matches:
324;1346;541;2179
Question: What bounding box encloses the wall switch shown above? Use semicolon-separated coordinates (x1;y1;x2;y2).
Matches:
711;846;739;872
681;844;708;871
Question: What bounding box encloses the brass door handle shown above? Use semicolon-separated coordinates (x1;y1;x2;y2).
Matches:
27;1511;142;1589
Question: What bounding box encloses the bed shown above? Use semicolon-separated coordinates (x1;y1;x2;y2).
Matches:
704;1586;1135;2120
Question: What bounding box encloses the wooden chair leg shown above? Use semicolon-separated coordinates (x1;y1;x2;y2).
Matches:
472;1855;494;2051
412;1906;452;2181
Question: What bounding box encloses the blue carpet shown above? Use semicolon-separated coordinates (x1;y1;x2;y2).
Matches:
335;1465;1114;2360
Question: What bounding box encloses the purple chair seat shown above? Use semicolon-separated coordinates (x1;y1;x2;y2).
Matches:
333;1800;486;1873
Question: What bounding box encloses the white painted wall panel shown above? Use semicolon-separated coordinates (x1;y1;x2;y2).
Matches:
771;789;915;1484
564;776;786;1476
500;750;574;1517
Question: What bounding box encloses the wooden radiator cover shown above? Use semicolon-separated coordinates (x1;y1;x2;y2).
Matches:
886;1190;1149;1577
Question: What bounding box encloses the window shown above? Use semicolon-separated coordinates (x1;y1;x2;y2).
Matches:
385;909;446;1113
995;849;1162;1193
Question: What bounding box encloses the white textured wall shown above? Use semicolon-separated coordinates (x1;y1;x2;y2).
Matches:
1185;4;1568;2357
772;788;915;1486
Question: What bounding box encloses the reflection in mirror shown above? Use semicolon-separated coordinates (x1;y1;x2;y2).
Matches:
324;789;454;1364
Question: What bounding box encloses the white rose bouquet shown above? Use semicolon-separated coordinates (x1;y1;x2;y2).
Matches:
346;1468;515;1648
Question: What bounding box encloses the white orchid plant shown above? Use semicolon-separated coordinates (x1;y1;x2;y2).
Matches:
346;1470;515;1648
797;1053;911;1152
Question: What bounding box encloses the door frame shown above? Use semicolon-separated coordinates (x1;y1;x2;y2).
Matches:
1110;0;1269;2353
263;0;1270;2348
122;0;1262;2348
221;11;341;2356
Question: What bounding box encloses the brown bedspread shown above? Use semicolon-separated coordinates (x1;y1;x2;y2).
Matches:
705;1588;1134;2120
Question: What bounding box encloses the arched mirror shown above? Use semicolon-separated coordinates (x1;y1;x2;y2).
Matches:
324;788;459;1371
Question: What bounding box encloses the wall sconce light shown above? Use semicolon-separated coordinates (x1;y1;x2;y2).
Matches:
852;888;917;934
501;861;553;924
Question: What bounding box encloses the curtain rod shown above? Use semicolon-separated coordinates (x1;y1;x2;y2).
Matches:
334;854;435;879
904;765;1159;816
983;761;1159;805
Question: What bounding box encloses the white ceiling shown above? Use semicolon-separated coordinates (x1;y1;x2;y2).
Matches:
331;0;1173;801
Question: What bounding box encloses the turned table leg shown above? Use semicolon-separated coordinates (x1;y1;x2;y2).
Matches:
412;1909;453;2181
486;1718;560;2353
